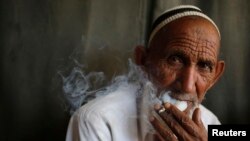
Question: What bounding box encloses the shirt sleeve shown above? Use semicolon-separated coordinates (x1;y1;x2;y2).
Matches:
65;110;112;141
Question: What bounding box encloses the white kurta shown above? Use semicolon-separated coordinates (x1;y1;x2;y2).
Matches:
66;83;220;141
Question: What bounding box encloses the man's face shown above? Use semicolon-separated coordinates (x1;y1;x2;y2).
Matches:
139;16;224;115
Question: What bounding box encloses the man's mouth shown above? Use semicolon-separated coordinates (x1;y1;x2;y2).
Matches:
160;92;188;111
159;91;198;114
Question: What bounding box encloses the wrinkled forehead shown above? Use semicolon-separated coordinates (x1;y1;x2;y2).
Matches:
149;16;220;56
166;35;218;60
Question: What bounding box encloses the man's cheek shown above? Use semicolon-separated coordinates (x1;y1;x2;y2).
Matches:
197;88;207;102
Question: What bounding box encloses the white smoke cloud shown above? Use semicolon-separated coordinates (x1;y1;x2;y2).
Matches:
59;67;106;114
60;59;153;115
59;57;192;117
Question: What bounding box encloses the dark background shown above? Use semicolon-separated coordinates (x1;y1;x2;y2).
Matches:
1;0;250;140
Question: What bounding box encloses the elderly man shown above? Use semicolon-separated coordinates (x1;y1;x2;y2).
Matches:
66;5;225;141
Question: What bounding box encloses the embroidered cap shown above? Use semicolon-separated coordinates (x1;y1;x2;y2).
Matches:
148;5;220;47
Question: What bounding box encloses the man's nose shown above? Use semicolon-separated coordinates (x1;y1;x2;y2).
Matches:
179;66;197;94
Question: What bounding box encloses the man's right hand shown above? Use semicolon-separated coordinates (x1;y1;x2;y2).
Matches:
149;103;207;141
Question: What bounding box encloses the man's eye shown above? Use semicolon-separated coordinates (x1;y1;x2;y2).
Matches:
198;62;213;72
168;55;183;65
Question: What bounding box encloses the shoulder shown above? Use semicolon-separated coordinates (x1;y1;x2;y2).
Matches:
66;83;139;141
199;105;221;129
77;83;139;119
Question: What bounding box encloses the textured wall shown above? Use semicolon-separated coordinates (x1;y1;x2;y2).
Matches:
1;0;250;140
1;0;150;140
200;0;250;124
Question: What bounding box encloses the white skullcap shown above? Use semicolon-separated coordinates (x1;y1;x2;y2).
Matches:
148;5;220;47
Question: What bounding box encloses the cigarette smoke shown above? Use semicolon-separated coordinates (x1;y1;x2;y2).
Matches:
59;67;106;114
60;59;157;115
60;57;194;116
60;57;199;140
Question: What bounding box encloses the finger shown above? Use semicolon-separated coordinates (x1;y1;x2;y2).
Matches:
150;116;178;141
160;103;200;138
157;108;192;141
192;108;201;125
192;108;206;130
154;132;166;141
144;132;165;141
165;103;200;133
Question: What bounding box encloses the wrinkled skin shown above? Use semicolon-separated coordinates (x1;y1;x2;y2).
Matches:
135;16;225;141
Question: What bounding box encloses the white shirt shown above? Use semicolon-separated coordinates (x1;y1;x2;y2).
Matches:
66;83;220;141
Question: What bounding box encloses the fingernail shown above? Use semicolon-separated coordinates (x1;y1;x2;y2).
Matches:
164;102;171;109
154;104;161;110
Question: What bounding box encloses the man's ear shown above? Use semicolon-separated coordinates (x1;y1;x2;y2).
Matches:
134;45;146;66
209;60;225;89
